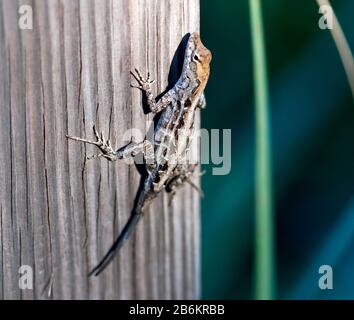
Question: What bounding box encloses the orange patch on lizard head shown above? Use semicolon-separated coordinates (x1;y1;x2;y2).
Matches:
188;33;212;93
189;32;212;64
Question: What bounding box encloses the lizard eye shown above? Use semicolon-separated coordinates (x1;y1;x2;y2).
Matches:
193;54;200;62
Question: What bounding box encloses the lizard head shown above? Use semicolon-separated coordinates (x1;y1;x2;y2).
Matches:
184;32;212;94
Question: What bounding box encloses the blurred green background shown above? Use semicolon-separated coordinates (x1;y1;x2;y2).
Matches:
200;0;354;299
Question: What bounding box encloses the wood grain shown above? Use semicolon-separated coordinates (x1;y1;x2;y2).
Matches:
0;0;200;299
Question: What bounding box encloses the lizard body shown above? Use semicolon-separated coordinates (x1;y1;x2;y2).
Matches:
67;32;212;276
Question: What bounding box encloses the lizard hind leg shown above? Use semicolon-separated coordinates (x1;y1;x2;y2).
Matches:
165;163;204;205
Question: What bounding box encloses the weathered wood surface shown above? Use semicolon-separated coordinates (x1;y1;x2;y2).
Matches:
0;0;200;299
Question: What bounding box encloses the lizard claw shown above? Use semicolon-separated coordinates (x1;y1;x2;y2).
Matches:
130;68;155;89
93;124;100;140
187;178;205;198
168;190;176;206
135;68;143;81
146;72;155;84
87;153;103;160
130;83;143;90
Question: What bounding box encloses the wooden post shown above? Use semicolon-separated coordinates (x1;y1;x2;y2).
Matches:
0;0;200;299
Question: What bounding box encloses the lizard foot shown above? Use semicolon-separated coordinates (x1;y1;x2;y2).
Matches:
130;68;155;90
66;125;118;161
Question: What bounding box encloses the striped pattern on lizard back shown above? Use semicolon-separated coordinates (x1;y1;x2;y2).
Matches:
152;92;196;192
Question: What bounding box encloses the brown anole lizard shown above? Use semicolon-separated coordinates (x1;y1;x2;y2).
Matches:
66;32;212;276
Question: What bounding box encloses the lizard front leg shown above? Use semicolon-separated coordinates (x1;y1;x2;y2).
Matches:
66;125;118;161
130;68;171;114
67;125;155;167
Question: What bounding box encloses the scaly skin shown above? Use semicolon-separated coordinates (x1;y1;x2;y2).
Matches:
67;32;212;276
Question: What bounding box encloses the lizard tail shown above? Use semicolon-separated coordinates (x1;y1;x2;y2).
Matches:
88;210;143;277
88;187;156;277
